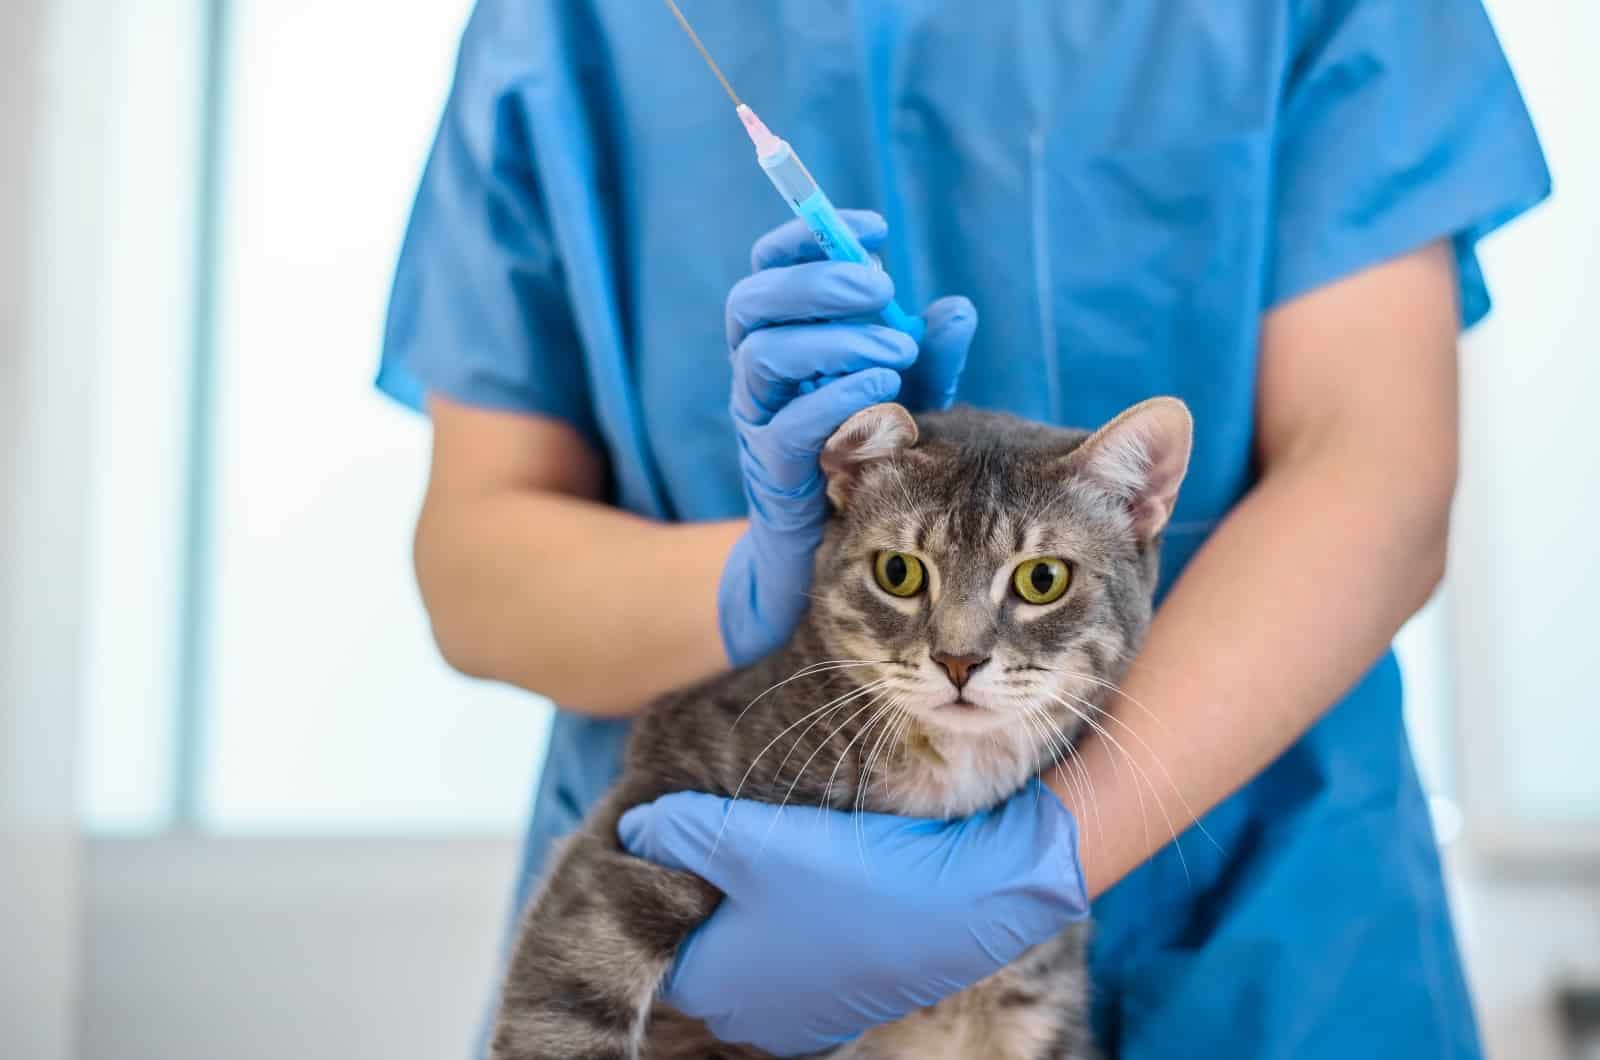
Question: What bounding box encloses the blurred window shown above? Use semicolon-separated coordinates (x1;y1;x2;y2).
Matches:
82;0;549;835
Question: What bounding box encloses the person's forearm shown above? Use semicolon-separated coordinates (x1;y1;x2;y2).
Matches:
1052;438;1452;898
416;488;745;716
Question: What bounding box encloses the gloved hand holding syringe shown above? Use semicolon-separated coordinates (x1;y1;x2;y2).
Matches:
663;0;973;665
665;0;926;345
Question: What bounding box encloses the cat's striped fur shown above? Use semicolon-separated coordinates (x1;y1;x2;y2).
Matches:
490;399;1192;1060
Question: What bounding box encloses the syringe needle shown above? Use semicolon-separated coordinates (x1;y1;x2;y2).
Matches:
663;0;742;107
660;0;925;343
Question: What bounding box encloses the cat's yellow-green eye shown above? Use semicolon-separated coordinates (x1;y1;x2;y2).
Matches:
1013;557;1071;605
873;551;926;598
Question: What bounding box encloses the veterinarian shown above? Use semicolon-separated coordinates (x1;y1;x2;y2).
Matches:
379;2;1549;1056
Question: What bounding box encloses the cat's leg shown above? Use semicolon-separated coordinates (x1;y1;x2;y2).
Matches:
838;924;1097;1060
979;924;1099;1060
489;830;719;1060
645;1006;777;1060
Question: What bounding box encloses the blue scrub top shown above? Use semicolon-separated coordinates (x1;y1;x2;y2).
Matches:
380;2;1549;1056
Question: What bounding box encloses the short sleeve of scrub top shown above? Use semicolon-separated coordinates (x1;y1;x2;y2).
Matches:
1268;0;1551;327
376;6;599;446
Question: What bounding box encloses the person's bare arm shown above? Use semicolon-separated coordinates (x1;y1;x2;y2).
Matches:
1049;241;1460;898
414;396;745;716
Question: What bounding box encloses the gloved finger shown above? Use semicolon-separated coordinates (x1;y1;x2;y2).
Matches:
748;369;902;490
618;792;775;893
732;324;917;423
898;295;977;413
750;210;888;272
726;262;894;350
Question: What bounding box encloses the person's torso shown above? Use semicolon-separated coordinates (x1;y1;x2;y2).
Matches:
518;0;1289;569
508;0;1423;998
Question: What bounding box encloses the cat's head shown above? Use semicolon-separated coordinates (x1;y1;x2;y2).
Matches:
810;398;1192;747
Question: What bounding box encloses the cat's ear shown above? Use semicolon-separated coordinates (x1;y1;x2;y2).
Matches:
1068;397;1193;543
821;403;918;509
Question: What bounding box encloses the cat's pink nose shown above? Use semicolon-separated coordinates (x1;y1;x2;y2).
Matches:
931;651;989;690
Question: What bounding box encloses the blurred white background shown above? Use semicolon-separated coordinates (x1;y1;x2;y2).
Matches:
2;1;1596;1059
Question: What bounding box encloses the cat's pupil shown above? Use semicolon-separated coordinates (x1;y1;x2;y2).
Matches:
886;554;908;585
1031;564;1055;594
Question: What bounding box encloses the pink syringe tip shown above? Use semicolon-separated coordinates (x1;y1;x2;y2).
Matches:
737;104;784;157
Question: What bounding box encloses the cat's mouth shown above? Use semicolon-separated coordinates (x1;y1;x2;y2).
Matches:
917;691;1013;733
896;677;1015;732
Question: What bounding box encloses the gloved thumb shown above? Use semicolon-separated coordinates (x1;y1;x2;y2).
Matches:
898;295;977;412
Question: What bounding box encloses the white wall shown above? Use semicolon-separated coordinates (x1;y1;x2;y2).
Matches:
0;1;116;1057
1452;862;1600;1060
1447;1;1600;1056
80;838;515;1060
1458;0;1600;848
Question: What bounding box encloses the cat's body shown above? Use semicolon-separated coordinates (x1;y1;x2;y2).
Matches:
490;400;1193;1060
500;629;1097;1060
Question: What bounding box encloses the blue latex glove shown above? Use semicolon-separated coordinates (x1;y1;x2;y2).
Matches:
618;778;1088;1056
719;210;977;666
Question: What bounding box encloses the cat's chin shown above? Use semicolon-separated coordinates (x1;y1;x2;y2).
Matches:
886;707;1049;817
910;697;1018;736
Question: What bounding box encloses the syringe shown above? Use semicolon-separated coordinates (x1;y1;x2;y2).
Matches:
663;0;925;343
735;107;926;342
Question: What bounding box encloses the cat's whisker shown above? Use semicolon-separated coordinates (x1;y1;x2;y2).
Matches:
1021;699;1073;768
769;680;895;790
1055;739;1108;858
859;700;909;808
1023;703;1100;834
775;687;896;815
1013;706;1068;799
856;714;891;815
1047;691;1132;785
817;695;902;833
890;701;916;766
741;688;903;868
1046;691;1190;884
1045;690;1160;859
729;659;890;731
724;678;893;814
1020;703;1105;851
1036;691;1153;859
810;689;904;815
853;699;909;877
1052;667;1173;735
754;695;900;863
1064;688;1224;856
815;696;899;870
1058;750;1106;853
1013;705;1071;811
1012;702;1054;761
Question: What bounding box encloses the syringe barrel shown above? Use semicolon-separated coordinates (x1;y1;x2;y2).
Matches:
756;142;926;342
757;141;818;205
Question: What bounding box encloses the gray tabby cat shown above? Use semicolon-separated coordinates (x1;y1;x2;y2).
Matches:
490;397;1194;1060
